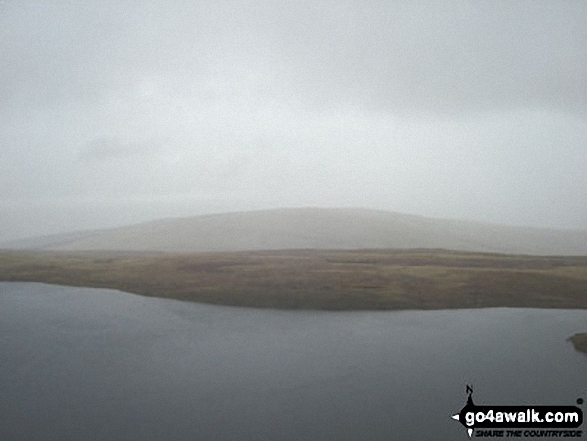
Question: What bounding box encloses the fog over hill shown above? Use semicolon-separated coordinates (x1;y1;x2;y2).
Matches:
2;1;587;245
4;208;587;256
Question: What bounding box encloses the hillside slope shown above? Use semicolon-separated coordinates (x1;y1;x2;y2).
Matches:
4;208;587;255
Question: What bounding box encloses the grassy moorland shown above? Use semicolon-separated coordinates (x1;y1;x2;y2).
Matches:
1;248;586;310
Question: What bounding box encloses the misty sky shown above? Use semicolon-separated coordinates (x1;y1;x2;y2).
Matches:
1;0;586;241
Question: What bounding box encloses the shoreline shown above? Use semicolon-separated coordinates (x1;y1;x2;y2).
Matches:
1;249;587;311
568;333;587;353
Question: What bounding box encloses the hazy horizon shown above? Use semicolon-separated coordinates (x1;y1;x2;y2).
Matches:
2;0;586;242
4;205;587;246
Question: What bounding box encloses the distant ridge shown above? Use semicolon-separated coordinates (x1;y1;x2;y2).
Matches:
3;208;587;255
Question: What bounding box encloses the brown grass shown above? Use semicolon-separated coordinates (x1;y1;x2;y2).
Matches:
0;248;586;310
567;333;587;353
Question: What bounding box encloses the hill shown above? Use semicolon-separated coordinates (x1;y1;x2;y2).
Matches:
3;208;587;255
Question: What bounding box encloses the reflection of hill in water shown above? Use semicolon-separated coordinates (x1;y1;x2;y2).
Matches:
6;208;587;255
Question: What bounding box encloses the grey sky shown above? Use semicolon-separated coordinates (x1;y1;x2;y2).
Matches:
1;0;586;241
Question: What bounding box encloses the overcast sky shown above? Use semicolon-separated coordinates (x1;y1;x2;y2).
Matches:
1;0;586;241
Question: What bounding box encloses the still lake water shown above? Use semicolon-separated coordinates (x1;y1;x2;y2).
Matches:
0;282;585;440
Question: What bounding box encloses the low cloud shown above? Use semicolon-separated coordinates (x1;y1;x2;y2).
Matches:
1;0;587;241
79;137;167;162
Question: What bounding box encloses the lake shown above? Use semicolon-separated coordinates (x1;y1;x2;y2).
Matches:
0;282;585;440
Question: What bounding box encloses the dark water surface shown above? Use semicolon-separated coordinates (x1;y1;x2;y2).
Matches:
0;282;585;440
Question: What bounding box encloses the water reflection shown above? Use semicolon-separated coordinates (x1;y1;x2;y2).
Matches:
0;282;585;440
